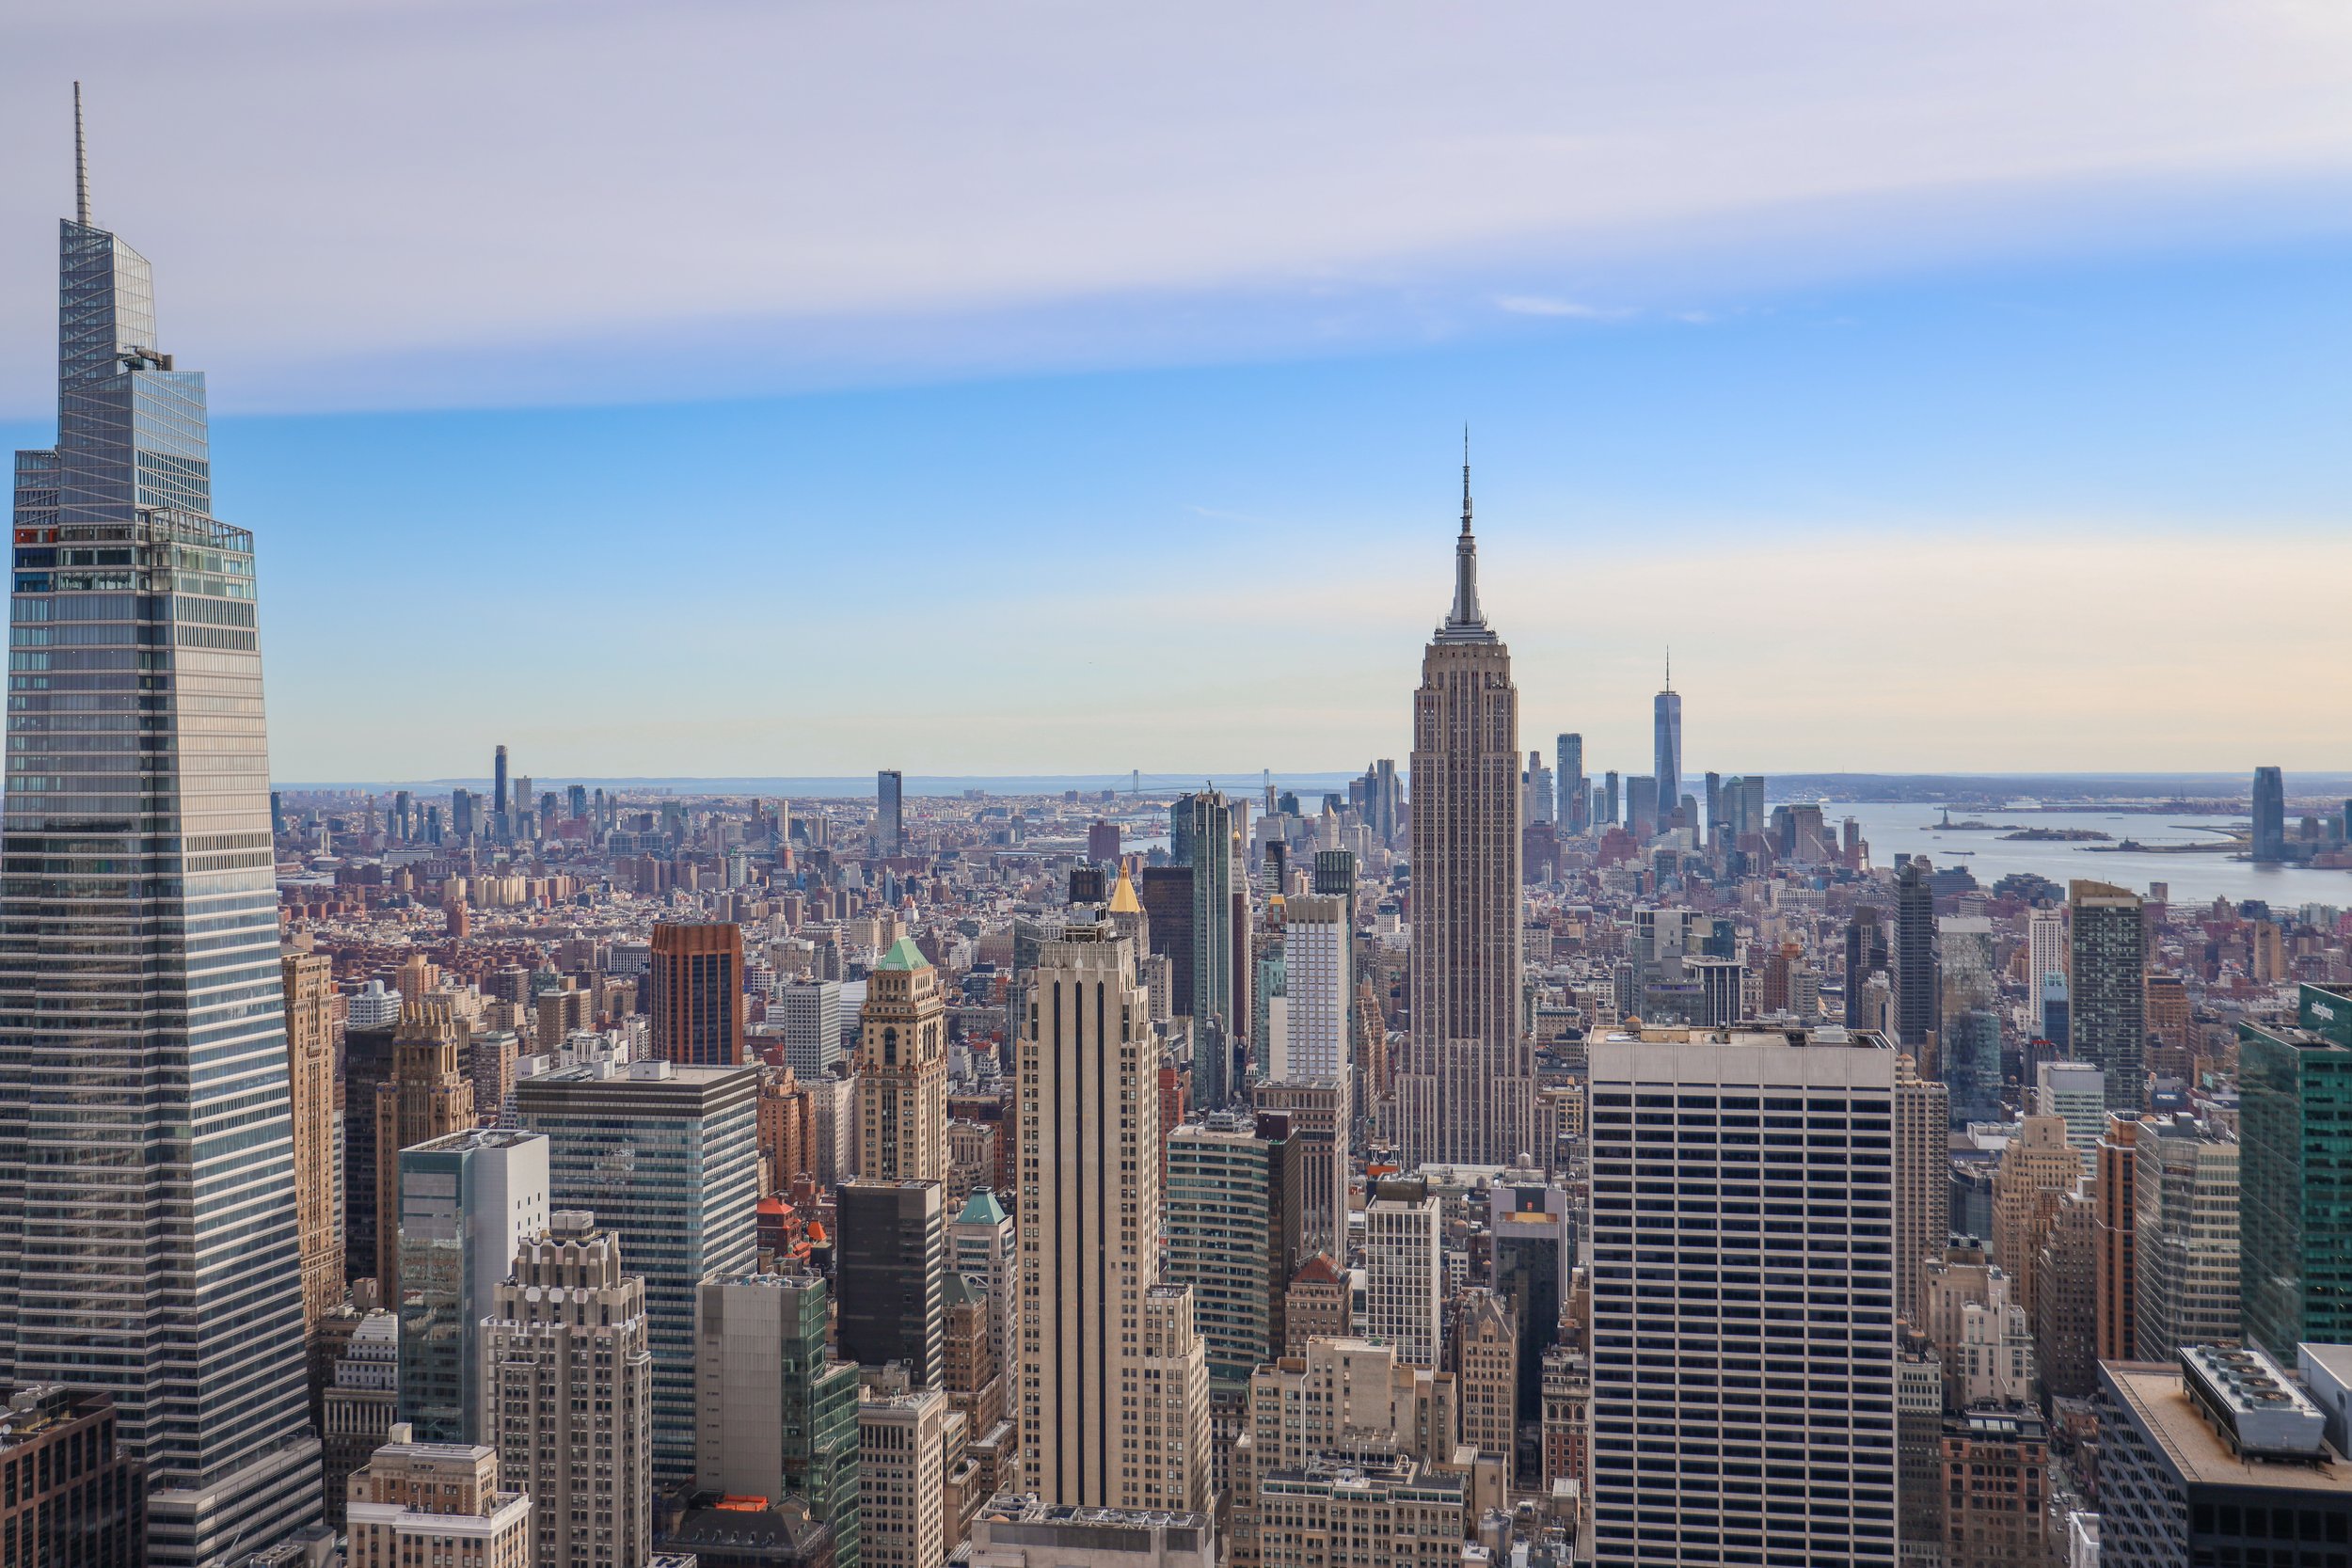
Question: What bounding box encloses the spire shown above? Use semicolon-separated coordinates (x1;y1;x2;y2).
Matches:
72;82;89;228
1438;427;1493;641
1664;646;1672;693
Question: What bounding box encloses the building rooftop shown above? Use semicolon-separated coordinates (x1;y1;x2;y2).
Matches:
875;936;930;971
2106;1362;2349;1492
955;1189;1009;1226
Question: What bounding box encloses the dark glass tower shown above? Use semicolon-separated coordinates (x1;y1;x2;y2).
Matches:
1892;858;1938;1062
2252;765;2286;863
0;93;321;1565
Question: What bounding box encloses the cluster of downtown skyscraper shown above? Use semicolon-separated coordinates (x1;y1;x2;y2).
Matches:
13;104;2352;1568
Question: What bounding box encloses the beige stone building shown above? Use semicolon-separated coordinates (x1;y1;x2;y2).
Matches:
345;1429;531;1568
282;950;342;1336
857;937;949;1181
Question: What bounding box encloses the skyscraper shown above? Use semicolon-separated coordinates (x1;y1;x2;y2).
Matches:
1844;907;1888;1029
0;92;323;1564
1556;734;1586;834
1653;657;1681;825
649;919;744;1066
493;742;510;819
835;1178;947;1387
1399;451;1531;1168
857;938;949;1180
695;1270;862;1562
394;1129;549;1444
1893;858;1939;1069
2070;880;2147;1112
877;768;905;856
283;952;343;1338
2253;765;2287;863
2238;985;2352;1357
1174;791;1236;1107
1015;928;1176;1505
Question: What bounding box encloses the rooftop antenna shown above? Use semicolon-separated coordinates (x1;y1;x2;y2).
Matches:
73;82;89;228
1665;646;1672;693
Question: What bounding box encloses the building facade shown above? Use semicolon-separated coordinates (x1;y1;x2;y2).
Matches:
835;1180;947;1388
855;940;948;1182
649;921;744;1067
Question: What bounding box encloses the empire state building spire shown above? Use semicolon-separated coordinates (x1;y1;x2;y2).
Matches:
1438;427;1495;642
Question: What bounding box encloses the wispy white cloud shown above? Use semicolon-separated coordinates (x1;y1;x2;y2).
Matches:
1493;295;1629;319
6;1;2352;412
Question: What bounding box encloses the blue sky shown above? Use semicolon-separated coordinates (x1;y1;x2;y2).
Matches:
6;2;2352;781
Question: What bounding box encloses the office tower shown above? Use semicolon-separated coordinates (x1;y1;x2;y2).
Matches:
0;1386;145;1566
1363;1177;1444;1367
1923;1256;2037;1409
1451;1288;1517;1465
1722;773;1766;847
650;920;744;1066
1991;1116;2081;1322
2036;1062;2108;1169
395;1129;549;1443
776;979;844;1081
2095;1114;2143;1362
493;743;510;817
1174;791;1236;1106
875;768;907;856
1895;1352;1945;1552
858;1385;947;1568
1587;1025;1899;1568
695;1271;862;1562
2130;1118;2240;1359
1139;865;1197;1026
1653;662;1681;821
836;1179;947;1387
345;1432;532;1565
1016;928;1169;1505
1133;1287;1213;1515
516;1059;757;1487
321;1310;399;1531
1895;1058;1951;1324
857;940;948;1181
374;996;478;1291
1311;848;1354;897
2027;906;2067;995
1685;954;1744;1028
944;1269;1005;1443
2239;987;2352;1356
1625;775;1659;840
2253;765;2288;863
950;1191;1016;1381
1252;1079;1350;1265
566;783;586;820
2146;972;2194;1078
2070;880;2147;1112
2042;974;2072;1051
1165;1113;1305;1392
1556;735;1586;833
1272;894;1349;1080
1401;456;1529;1169
1892;858;1938;1067
283;952;343;1337
480;1212;652;1568
1523;751;1555;825
2096;1349;2352;1568
1488;1166;1569;1462
1843;908;1888;1028
2035;1194;2099;1400
0;114;321;1564
1939;916;2002;1126
1938;1408;2049;1568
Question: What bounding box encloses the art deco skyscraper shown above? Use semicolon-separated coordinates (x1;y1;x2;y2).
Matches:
856;937;948;1180
284;951;344;1338
1399;450;1531;1167
0;94;322;1564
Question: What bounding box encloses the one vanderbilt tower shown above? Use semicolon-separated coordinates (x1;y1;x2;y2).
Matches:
0;89;322;1562
1398;439;1533;1168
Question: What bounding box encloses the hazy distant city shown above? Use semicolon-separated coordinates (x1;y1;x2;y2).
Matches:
8;12;2352;1568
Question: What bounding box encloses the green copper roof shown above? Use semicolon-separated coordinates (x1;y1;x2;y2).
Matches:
875;936;930;971
956;1189;1008;1226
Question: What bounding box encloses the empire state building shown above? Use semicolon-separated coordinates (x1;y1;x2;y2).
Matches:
1398;448;1532;1168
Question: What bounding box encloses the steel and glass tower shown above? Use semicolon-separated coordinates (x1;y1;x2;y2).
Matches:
0;91;322;1564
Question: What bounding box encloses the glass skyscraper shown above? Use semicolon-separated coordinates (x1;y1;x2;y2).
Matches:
0;109;323;1565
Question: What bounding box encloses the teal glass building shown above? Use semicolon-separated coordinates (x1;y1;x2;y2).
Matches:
2239;983;2352;1357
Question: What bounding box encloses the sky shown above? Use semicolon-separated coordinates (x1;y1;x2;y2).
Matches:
5;0;2352;784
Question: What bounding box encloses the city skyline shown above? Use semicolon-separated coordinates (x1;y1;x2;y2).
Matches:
3;16;2351;778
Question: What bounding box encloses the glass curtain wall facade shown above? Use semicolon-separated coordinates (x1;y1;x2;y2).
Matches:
0;203;320;1563
2239;989;2352;1358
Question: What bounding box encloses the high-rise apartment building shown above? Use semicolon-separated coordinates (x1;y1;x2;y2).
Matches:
0;119;321;1560
1556;734;1585;834
856;940;948;1181
877;768;905;856
395;1129;549;1443
344;1431;532;1568
481;1212;653;1568
1016;928;1169;1505
2070;880;2147;1112
836;1179;947;1388
2095;1114;2143;1363
1587;1025;1900;1568
1400;458;1530;1168
516;1059;757;1487
695;1270;862;1563
649;921;744;1066
1273;895;1349;1081
1991;1115;2082;1322
2027;906;2068;996
2036;1061;2108;1171
2252;765;2288;863
1363;1177;1444;1369
283;952;343;1337
1251;1079;1350;1260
